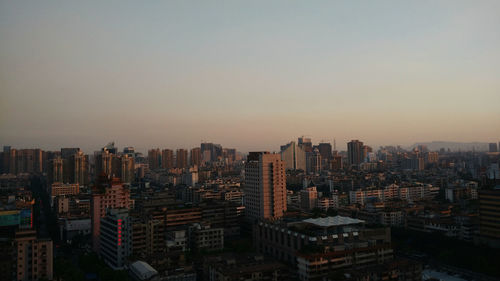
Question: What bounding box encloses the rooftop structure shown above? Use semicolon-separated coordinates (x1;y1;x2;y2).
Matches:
302;216;364;228
129;261;158;281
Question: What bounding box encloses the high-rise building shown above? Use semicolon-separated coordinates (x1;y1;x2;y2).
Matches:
1;146;11;174
15;230;53;281
33;149;43;174
330;155;343;170
190;147;201;167
119;154;135;184
8;148;17;174
347;140;364;167
307;148;322;174
95;150;113;178
244;152;286;222
300;186;318;210
201;143;222;162
91;175;132;252
223;148;237;164
61;148;80;160
100;208;131;270
67;151;88;185
176;149;189;169
123;147;135;157
362;145;372;162
161;149;174;169
48;157;64;184
489;143;498;152
479;189;500;248
280;141;306;171
298;136;313;152
317;143;332;161
148;148;161;170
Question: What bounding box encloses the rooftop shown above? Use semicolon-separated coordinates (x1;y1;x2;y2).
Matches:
130;261;158;280
302;216;365;227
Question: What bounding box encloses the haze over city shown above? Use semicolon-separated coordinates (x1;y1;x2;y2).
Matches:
1;1;500;152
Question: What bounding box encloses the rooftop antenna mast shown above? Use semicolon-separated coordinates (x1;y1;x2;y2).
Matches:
334;139;337;151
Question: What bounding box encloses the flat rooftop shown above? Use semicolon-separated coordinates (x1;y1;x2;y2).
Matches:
302;216;364;227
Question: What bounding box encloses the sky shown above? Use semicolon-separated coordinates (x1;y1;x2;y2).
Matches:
1;0;499;153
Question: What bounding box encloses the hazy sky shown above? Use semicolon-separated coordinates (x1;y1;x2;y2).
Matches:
1;1;499;153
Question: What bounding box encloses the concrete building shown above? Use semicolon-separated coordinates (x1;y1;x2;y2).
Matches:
189;224;224;252
253;216;394;280
15;230;53;281
119;154;135;184
161;149;174;169
244;152;287;222
176;149;189;169
67;151;88;185
479;189;500;248
298;137;313;152
300;186;318;211
47;157;64;184
50;183;79;197
280;141;306;171
148;149;161;170
59;218;91;243
91;176;132;252
190;147;201;167
347;140;364;167
307;148;322;174
95;150;113;177
100;208;131;270
205;254;291;281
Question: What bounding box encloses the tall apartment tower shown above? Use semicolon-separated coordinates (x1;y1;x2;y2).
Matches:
148;148;161;170
8;148;17;174
190;147;201;167
298;137;313;152
161;149;174;169
280;141;306;171
347;140;364;167
317;143;332;161
68;151;88;185
201;143;223;162
307;148;322;174
48;157;64;183
176;149;189;169
95;150;113;178
244;152;287;222
120;154;135;184
91;175;132;252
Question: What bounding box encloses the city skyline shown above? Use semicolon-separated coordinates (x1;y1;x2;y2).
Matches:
1;1;500;151
0;138;498;155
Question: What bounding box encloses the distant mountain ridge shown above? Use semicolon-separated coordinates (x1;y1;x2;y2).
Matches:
410;141;491;152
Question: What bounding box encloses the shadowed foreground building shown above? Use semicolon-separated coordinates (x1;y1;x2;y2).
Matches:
478;188;500;248
253;216;420;281
15;230;53;281
204;253;293;281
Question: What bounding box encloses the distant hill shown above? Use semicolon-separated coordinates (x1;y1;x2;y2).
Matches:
410;141;490;152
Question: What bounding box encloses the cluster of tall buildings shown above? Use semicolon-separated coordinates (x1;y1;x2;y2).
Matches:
1;137;499;281
148;143;238;171
280;137;342;173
